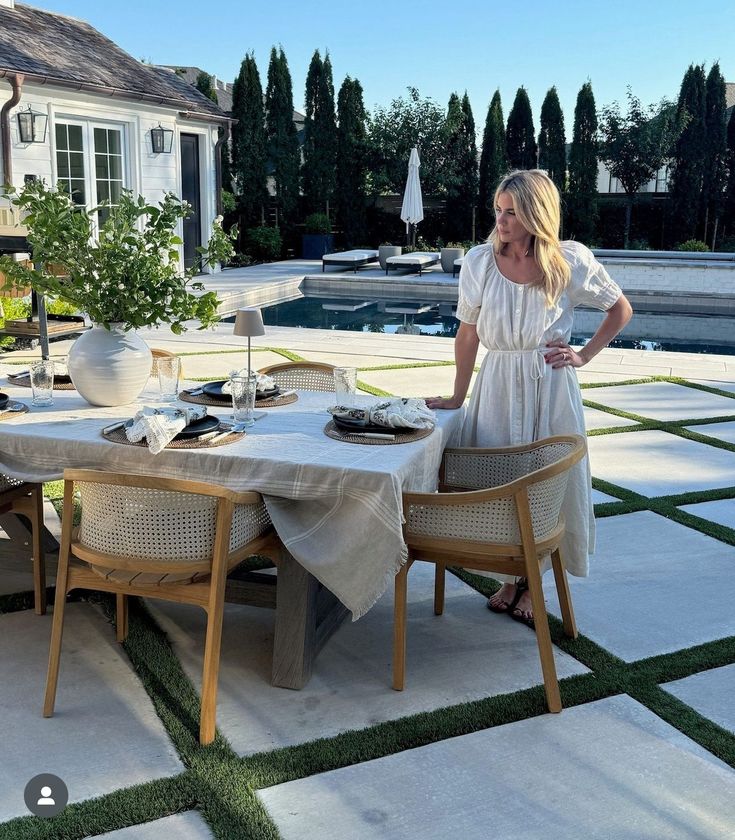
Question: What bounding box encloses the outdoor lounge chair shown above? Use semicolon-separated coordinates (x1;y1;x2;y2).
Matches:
393;434;587;714
0;474;46;614
322;249;379;273
452;257;464;278
385;252;440;276
43;469;281;745
258;361;337;392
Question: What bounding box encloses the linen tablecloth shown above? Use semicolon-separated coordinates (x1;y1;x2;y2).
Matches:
0;374;464;619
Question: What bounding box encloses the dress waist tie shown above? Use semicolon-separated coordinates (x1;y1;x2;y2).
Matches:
483;347;547;440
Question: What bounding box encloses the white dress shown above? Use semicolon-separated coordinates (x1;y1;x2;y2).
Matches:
456;240;623;577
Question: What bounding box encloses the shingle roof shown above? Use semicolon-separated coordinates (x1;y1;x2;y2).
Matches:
159;65;234;114
0;3;227;119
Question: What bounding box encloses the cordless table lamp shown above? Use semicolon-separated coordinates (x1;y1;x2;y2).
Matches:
233;308;265;376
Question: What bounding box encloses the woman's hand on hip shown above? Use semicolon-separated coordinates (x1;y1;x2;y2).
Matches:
544;340;585;369
424;395;465;409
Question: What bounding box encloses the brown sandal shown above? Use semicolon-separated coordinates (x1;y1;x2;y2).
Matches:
486;582;524;614
510;578;535;628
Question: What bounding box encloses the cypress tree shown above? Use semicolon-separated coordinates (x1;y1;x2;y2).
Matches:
265;47;300;226
302;50;337;215
444;94;478;241
702;63;728;248
566;81;598;244
506;87;537;170
336;76;368;246
459;93;478;238
669;64;707;245
538;86;566;193
478;90;508;235
231;53;267;228
443;93;464;239
723;113;735;244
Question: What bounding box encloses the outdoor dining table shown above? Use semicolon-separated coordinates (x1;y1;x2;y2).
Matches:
0;376;465;689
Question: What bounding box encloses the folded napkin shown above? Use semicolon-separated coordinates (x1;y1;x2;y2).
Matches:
329;398;435;430
221;370;276;394
126;405;207;454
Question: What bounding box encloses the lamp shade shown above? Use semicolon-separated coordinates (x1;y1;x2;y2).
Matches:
150;124;174;154
233;308;265;337
17;107;48;143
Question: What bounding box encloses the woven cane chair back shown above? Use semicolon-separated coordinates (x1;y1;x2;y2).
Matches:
258;361;337;392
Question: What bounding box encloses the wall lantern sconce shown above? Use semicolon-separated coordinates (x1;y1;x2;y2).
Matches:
151;124;174;154
17;106;48;144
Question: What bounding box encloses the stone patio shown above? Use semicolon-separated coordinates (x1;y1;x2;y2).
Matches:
1;320;734;838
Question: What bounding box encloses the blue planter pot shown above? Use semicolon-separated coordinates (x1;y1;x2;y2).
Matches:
302;234;334;259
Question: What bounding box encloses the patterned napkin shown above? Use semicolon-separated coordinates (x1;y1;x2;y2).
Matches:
329;398;435;430
221;370;276;394
126;405;207;454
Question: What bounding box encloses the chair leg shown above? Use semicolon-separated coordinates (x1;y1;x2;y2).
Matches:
43;550;71;718
392;561;409;691
433;562;445;616
550;548;577;639
525;561;562;713
116;593;129;643
30;487;47;615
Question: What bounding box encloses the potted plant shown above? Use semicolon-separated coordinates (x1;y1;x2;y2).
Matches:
302;212;334;259
378;243;402;270
0;180;234;406
440;242;465;274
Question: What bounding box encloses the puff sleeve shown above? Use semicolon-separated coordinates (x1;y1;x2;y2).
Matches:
564;242;623;311
455;246;488;325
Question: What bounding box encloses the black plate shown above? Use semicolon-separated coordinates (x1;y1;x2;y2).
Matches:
333;415;401;435
10;371;72;384
0;392;8;410
201;380;279;401
125;414;220;440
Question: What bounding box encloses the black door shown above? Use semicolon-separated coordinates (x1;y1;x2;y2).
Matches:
180;133;201;271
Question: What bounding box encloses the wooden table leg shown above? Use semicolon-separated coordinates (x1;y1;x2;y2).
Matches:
272;548;348;689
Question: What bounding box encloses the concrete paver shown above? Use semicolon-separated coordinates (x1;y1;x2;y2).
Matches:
584;381;735;421
583;406;639;430
684;420;735;445
546;511;735;662
0;604;182;822
147;563;587;757
592;489;620;504
678;499;735;530
258;694;735;840
663;665;735;735
97;811;214;839
588;430;735;496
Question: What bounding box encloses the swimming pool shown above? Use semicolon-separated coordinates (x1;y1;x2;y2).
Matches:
252;295;735;356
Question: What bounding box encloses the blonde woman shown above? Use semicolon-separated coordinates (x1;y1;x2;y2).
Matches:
426;169;632;625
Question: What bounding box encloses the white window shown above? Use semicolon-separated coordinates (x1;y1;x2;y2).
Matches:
54;120;126;224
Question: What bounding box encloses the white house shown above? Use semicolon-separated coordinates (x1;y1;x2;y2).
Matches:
0;0;231;269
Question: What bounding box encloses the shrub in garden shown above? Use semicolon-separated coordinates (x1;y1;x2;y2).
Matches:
243;226;283;260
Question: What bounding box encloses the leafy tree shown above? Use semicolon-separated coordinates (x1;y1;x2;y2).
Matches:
231;53;267;229
336;76;368;245
265;47;301;225
366;87;447;194
599;88;683;248
302;50;337;214
668;65;706;245
444;93;478;241
506;87;537;170
195;71;218;104
722;112;735;243
566;81;598;244
702;63;728;248
478;90;508;234
538;86;566;192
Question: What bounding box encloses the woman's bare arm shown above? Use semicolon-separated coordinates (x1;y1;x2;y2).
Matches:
425;321;480;409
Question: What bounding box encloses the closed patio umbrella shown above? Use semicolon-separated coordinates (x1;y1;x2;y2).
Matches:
400;147;423;247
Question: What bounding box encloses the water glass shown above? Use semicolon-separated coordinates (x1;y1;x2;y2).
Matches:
230;373;258;426
30;360;54;406
334;366;357;406
157;356;181;402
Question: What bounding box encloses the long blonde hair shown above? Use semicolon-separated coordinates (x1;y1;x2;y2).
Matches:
488;169;570;307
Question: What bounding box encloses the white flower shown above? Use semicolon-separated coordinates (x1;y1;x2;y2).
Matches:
118;283;125;290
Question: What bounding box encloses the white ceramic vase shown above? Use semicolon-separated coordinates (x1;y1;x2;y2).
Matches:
68;323;152;406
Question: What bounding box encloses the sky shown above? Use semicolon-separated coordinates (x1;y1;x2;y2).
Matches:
30;0;735;132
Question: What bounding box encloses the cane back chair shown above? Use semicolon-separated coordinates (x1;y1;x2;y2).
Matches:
44;469;281;745
258;361;337;392
0;473;46;614
394;434;587;713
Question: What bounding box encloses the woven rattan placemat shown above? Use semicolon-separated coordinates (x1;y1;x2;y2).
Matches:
179;390;298;408
0;401;29;421
323;419;434;445
102;424;245;449
7;373;75;391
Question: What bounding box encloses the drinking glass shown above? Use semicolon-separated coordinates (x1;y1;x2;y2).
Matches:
157;356;181;402
230;373;258;426
30;360;55;406
333;367;357;406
